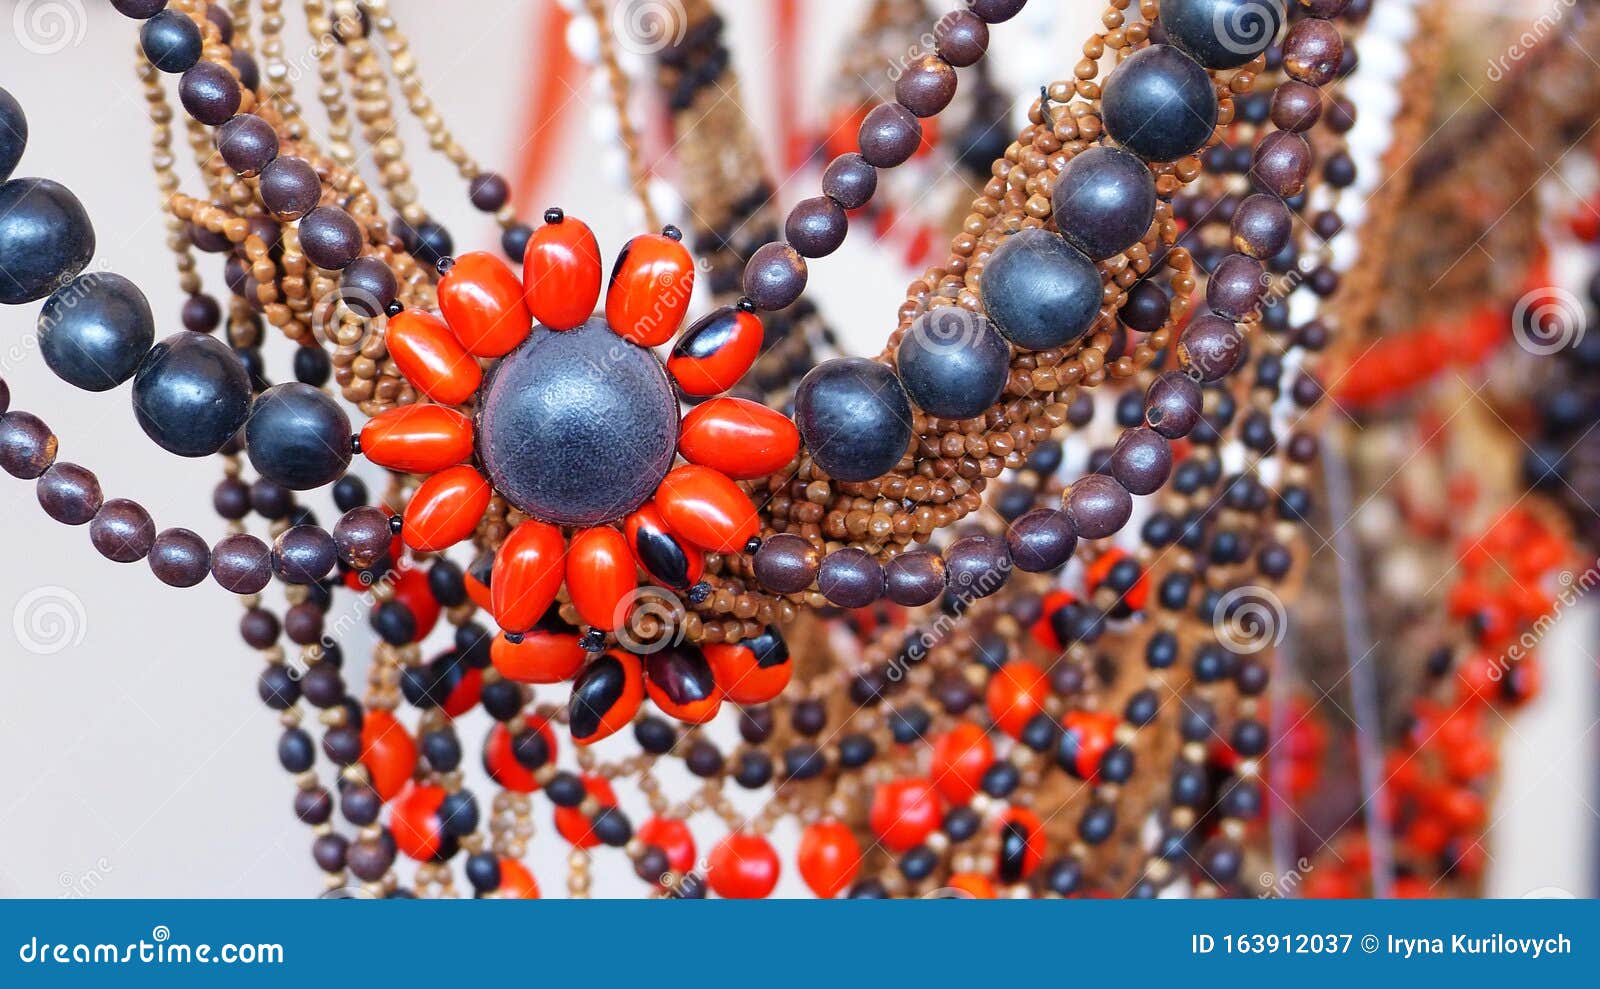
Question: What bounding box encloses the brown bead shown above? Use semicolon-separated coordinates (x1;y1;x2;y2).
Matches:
0;411;57;479
284;602;325;646
885;549;946;606
274;524;337;584
752;533;821;594
785;197;848;259
818;547;885;608
895;54;958;118
970;0;1025;22
1230;193;1291;259
37;462;102;525
822;153;877;210
299;206;363;270
743;242;807;312
259;156;320;219
90;498;155;563
149;527;210;587
934;10;988;67
1250;130;1312;198
334;505;392;569
1065;474;1132;539
1282;18;1344;87
858;102;922;168
1270;81;1322;132
212;532;273;594
1179;313;1244;383
1206;253;1265;321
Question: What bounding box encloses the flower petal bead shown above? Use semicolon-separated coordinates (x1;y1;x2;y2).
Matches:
644;644;723;724
703;626;791;705
569;650;644;745
869;778;942;852
655;465;759;554
402;464;490;552
385;309;481;405
522;210;602;330
437;251;531;357
497;857;540;898
667;305;763;396
895;307;1010;420
624;504;704;591
638;816;697;876
679;398;800;479
490;611;587;684
605;227;694;346
986;660;1049;739
360;403;474;474
390;782;449;862
566;526;636;631
981;228;1101;352
794;357;913;482
1101;44;1218;162
707;832;780;899
491;519;567;635
798;820;861;898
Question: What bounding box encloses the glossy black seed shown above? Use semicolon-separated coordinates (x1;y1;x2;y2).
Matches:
1052;146;1156;260
1162;0;1284;69
895;307;1009;419
982;228;1101;351
1005;509;1076;572
245;382;352;490
1101;45;1217;162
132;332;251;457
795;357;912;482
38;272;154;392
141;9;202;72
0;178;95;305
569;654;629;741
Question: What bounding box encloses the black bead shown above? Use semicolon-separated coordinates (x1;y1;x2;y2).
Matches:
821;153;877;210
1052;146;1156;260
0;86;26;185
895;307;1010;420
734;750;774;788
440;790;480;836
245;382;352;490
38;272;154;392
1102;45;1217;162
818;547;885;608
0;178;95;305
132;332;251;457
982;228;1100;351
278;727;315;772
1066;474;1132;539
795;357;912;481
1162;0;1284;69
141;9;203;73
1078;803;1116;844
293;345;332;387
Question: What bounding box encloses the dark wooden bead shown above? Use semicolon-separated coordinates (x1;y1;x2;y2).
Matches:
1283;17;1344;86
1051;145;1157;260
895;54;958;118
1179;314;1244;382
1066;474;1132;539
884;549;946;606
1006;509;1077;572
1101;45;1216;161
0;377;9;415
149;527;210;587
857;102;922;168
752;533;820;594
179;61;241;126
1230;193;1291;259
38;272;156;392
785;196;848;259
131;333;251;457
983;228;1100;351
944;533;1010;600
334;506;392;569
217;114;280;178
795;358;913;482
181;292;221;333
299;206;362;270
1206;253;1265;320
231;50;260;91
1110;427;1173;495
1144;371;1202;438
0;86;23;186
140;9;202;72
1162;0;1283;70
969;0;1026;22
742;241;807;311
37;462;101;525
212;532;273;594
934;10;988;66
1119;279;1170;332
1270;80;1322;132
284;602;325;645
822;152;877;210
245;382;352;490
274;524;337;584
896;307;1009;420
0;411;57;479
259;155;320;219
0;178;96;305
112;0;168;17
1250;130;1312;198
240;607;281;648
818;547;885;608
